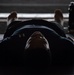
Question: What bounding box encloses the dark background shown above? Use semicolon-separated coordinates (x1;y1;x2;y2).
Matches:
0;0;72;13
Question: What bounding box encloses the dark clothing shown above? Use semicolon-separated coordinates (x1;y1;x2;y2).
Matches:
1;24;74;65
4;19;66;38
4;21;21;38
0;20;74;74
12;24;74;64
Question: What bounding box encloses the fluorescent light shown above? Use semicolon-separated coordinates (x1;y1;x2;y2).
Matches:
0;13;69;18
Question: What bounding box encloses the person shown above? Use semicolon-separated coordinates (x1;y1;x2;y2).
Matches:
12;24;74;74
24;31;51;73
54;9;64;30
0;11;74;74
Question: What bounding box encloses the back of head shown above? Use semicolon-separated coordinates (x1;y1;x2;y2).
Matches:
24;31;51;73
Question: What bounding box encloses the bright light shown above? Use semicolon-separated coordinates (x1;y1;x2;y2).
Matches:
0;13;69;18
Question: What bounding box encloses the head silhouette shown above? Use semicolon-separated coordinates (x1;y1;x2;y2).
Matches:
25;31;50;49
24;31;51;73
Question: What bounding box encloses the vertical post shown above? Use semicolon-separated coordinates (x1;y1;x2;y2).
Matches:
68;2;74;31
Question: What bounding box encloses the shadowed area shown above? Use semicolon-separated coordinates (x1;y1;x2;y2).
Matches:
0;0;72;13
